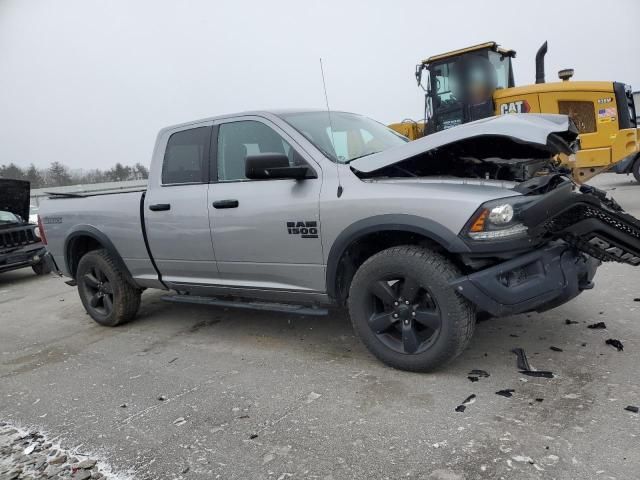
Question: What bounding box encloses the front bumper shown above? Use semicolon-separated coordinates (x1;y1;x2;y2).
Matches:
0;246;48;274
451;243;599;317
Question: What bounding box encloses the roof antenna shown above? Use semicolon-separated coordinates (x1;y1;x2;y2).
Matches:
320;58;343;198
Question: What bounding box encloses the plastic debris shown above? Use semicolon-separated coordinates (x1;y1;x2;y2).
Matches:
249;433;258;439
119;403;127;408
634;298;640;302
467;376;479;382
565;319;579;325
605;339;624;351
549;346;563;352
496;389;515;398
587;322;607;329
469;369;490;378
624;405;639;413
455;394;476;412
512;348;554;378
522;370;554;378
535;398;544;402
512;348;532;371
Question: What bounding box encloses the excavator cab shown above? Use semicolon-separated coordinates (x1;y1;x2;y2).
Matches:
417;42;516;134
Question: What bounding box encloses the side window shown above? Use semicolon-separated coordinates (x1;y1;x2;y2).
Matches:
216;120;299;182
162;127;210;185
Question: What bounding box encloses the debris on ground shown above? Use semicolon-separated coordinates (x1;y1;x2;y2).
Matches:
605;339;624;351
119;403;127;408
157;395;167;401
496;389;515;398
0;423;117;479
511;348;554;378
467;376;479;382
624;405;639;413
469;369;490;378
565;319;579;325
588;322;607;329
549;346;563;352
535;398;544;402
173;417;187;426
455;394;476;412
633;298;640;302
249;433;258;439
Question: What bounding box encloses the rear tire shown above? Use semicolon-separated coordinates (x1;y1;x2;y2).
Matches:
347;245;475;372
76;249;141;327
632;157;640;183
32;261;50;276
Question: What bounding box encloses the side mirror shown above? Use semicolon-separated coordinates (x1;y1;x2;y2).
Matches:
245;153;315;180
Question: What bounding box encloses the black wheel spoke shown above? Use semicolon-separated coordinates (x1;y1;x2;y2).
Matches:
84;273;100;289
370;281;397;307
400;277;421;303
89;293;101;308
369;312;395;333
402;322;420;354
103;294;113;313
414;308;441;331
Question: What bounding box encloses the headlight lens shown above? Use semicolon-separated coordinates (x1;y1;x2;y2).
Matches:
464;197;532;241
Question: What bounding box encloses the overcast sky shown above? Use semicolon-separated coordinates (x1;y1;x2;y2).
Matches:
1;0;639;171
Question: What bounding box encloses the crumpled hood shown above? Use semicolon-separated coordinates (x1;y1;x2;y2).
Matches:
0;179;30;222
350;113;578;174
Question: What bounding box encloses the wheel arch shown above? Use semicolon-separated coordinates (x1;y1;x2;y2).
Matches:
64;225;137;286
326;214;470;303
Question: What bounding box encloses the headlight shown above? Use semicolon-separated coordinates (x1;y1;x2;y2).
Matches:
463;196;532;241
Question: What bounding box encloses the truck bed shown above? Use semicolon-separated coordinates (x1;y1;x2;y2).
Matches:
40;190;161;288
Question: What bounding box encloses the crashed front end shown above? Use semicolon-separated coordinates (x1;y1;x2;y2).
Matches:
351;114;640;317
451;171;640;316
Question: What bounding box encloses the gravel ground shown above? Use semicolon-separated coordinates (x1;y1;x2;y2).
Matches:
1;174;639;479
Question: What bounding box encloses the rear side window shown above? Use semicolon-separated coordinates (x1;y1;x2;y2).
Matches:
162;127;210;184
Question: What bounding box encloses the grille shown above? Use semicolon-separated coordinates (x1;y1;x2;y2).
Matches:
545;204;640;240
544;203;640;262
0;226;38;250
558;101;596;134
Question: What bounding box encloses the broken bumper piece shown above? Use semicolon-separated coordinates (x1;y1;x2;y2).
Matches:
450;243;599;317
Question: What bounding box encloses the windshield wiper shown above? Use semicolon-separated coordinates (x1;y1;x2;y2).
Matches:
345;151;382;164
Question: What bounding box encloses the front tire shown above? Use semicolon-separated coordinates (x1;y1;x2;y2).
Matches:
632;157;640;183
347;245;475;372
32;261;50;276
76;249;141;326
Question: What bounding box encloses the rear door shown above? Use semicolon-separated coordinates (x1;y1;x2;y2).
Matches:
144;124;219;285
207;116;324;293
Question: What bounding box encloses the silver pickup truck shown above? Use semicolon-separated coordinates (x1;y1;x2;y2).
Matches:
39;110;640;371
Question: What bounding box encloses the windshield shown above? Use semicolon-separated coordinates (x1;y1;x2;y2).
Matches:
0;210;21;224
279;111;408;163
488;51;512;89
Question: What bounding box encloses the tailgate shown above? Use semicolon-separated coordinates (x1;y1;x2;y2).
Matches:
522;183;640;266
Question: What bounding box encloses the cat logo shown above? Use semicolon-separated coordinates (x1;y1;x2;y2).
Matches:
500;100;531;115
286;221;319;239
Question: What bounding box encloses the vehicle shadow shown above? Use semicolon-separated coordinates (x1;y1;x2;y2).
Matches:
0;269;43;288
124;290;568;375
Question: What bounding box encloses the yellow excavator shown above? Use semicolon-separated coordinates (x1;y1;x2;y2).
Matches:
389;42;639;183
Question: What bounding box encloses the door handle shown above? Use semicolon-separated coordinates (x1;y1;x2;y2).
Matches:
149;203;171;211
212;199;239;209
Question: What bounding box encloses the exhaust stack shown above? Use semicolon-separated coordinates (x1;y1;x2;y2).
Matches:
535;41;548;84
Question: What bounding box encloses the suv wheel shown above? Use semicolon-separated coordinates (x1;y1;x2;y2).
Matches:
32;261;51;276
347;245;475;372
632;157;640;183
76;249;141;326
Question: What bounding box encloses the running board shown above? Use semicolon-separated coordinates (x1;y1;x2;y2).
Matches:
161;294;329;316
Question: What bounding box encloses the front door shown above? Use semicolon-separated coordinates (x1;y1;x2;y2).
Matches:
144;124;219;285
208;117;324;293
